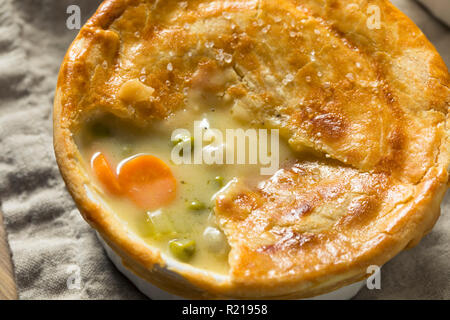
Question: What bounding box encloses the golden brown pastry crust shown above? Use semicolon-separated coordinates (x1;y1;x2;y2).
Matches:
54;0;450;299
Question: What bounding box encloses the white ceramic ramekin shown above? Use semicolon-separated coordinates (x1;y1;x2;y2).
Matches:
97;234;366;300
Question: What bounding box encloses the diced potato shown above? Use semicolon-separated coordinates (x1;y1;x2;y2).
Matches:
169;239;196;261
203;226;228;254
147;209;173;234
139;210;175;238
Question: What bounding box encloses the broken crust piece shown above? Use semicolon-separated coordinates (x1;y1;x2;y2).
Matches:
54;0;449;299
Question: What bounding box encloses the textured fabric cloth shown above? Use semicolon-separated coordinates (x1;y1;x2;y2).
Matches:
0;0;448;300
417;0;450;26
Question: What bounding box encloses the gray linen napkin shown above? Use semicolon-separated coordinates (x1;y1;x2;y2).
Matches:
0;0;448;299
417;0;450;26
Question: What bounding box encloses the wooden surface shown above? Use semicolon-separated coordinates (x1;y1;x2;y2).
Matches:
0;211;17;300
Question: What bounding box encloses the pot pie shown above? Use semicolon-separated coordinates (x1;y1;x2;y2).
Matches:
54;0;450;299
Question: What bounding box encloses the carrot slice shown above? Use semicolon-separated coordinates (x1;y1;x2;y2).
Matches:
117;155;177;210
91;152;122;196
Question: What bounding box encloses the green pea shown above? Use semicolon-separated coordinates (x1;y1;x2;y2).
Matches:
169;239;196;261
90;122;112;138
188;200;206;211
214;176;224;188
